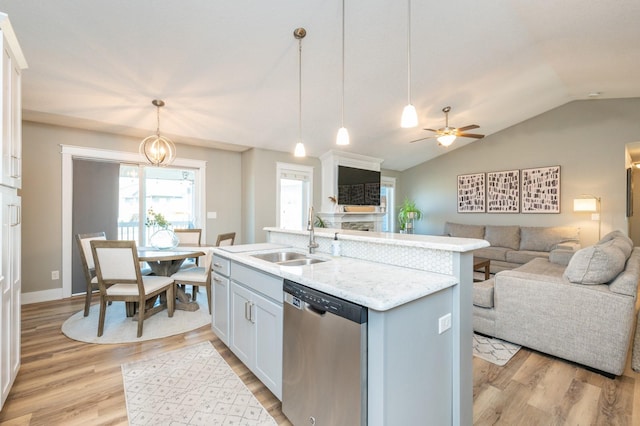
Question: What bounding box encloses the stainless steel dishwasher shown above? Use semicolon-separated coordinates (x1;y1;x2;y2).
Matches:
282;279;368;426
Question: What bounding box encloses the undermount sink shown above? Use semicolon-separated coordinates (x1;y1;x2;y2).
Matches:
251;251;327;266
278;258;326;267
252;251;307;263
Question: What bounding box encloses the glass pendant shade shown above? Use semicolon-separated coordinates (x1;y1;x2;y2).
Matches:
401;104;418;128
437;134;456;147
336;127;350;145
294;142;306;157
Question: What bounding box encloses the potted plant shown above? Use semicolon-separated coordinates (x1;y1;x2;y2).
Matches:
398;197;423;233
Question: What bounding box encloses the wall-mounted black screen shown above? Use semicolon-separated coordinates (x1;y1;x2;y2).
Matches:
337;165;381;206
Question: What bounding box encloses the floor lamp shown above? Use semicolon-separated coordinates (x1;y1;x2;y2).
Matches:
573;195;601;239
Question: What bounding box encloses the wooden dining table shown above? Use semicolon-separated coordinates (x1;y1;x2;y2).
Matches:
138;247;206;311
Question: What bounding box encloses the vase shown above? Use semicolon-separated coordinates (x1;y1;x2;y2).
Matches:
149;229;179;250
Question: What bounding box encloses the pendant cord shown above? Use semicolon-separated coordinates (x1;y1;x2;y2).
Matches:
298;38;302;141
406;0;412;105
341;0;346;126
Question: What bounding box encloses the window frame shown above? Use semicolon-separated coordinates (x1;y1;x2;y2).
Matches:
276;162;314;229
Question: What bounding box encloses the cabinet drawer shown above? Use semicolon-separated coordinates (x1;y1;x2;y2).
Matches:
231;262;283;302
212;255;230;276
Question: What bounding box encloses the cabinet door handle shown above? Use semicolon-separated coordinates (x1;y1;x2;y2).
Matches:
250;303;255;323
244;301;250;321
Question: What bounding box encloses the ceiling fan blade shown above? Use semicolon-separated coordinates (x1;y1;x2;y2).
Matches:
409;136;436;143
458;133;485;139
456;124;479;132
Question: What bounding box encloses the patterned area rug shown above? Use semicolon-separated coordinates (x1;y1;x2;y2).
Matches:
122;341;277;425
473;333;521;366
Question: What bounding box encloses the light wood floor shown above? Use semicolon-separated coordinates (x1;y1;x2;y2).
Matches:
1;295;639;425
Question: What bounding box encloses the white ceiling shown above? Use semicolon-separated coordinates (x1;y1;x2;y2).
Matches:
1;0;639;171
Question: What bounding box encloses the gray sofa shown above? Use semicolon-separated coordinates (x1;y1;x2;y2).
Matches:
473;230;640;376
444;222;580;274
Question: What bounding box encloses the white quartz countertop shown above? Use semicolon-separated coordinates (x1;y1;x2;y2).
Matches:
264;227;489;252
213;244;458;311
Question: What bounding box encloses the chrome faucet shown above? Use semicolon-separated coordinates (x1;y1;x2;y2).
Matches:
307;206;319;254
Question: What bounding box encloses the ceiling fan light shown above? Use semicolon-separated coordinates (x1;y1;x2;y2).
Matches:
401;104;418;128
336;127;350;145
437;134;456;147
294;142;306;157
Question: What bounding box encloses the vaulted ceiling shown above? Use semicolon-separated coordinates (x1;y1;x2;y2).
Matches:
1;0;639;170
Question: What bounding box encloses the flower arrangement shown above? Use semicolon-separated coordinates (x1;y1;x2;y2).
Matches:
144;208;170;229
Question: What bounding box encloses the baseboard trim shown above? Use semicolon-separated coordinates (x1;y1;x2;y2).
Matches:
21;288;64;305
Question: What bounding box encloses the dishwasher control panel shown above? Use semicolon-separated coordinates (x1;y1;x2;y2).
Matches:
284;279;367;324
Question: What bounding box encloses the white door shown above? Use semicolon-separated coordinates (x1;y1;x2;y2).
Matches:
212;273;229;345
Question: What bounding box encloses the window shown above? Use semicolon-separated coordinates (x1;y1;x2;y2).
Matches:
118;164;197;245
381;176;396;233
277;163;313;230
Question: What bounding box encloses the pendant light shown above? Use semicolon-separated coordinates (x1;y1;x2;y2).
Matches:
293;28;307;157
336;0;350;146
400;0;418;128
139;99;176;166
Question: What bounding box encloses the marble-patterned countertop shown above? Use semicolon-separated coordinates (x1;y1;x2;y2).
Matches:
214;244;458;312
264;227;489;252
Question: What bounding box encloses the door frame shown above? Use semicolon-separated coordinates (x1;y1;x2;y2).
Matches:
61;145;207;298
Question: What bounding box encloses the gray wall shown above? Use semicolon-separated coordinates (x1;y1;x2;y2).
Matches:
22;121;243;294
399;98;640;247
242;148;322;243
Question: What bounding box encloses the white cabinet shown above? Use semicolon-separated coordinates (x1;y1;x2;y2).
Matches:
0;14;25;412
0;22;23;189
229;262;283;400
0;186;20;408
211;255;230;345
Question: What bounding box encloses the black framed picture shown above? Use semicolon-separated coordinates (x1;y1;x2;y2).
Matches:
521;166;561;213
457;173;485;213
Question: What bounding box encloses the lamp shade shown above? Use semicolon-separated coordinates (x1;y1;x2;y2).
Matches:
437;134;456;147
336;127;350;145
294;142;306;157
401;104;418;128
573;198;598;212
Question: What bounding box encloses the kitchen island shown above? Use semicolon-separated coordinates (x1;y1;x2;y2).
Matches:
212;228;488;425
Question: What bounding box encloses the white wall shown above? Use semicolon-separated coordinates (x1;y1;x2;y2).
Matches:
399;98;640;247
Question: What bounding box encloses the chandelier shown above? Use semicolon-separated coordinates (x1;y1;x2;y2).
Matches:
139;99;176;166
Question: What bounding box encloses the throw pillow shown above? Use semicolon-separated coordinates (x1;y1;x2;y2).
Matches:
484;225;520;250
563;241;626;285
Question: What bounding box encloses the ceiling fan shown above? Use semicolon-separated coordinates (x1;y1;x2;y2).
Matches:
410;106;484;147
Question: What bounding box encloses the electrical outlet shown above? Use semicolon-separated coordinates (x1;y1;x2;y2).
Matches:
438;313;452;334
51;270;60;280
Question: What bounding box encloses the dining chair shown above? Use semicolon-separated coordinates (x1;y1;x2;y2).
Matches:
76;232;107;317
174;228;202;269
215;232;236;247
90;240;175;337
170;248;213;313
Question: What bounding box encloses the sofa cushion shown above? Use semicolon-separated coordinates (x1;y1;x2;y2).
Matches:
563;241;627;285
474;246;510;262
520;226;580;252
484;225;520;250
549;249;575;266
506;250;549;265
608;237;633;259
610;248;640;296
473;278;495;308
444;222;485;239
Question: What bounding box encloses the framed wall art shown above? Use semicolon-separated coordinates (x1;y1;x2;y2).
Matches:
457;173;485;213
487;169;520;213
521;165;561;213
